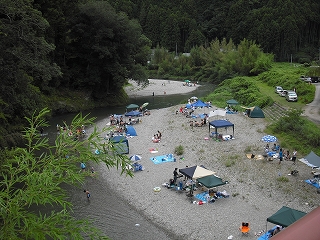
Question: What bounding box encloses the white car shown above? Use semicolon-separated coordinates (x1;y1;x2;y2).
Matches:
279;90;288;97
275;86;283;94
285;91;298;102
300;76;311;83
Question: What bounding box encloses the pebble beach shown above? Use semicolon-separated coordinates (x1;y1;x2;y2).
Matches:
93;79;319;240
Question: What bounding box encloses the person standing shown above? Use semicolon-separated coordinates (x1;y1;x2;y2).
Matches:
157;130;162;140
84;190;90;199
173;168;178;185
279;148;283;164
80;162;86;172
292;149;297;165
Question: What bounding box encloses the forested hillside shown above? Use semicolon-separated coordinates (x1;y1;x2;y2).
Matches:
0;0;319;147
112;0;320;62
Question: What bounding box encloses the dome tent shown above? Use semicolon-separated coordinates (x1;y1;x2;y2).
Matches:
243;106;265;118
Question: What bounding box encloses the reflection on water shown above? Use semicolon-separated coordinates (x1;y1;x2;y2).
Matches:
47;83;214;239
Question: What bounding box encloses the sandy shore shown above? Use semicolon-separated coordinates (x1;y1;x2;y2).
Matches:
92;80;319;239
125;79;199;97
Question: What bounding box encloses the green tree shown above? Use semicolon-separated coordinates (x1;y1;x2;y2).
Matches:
68;1;149;99
0;108;132;239
0;0;61;146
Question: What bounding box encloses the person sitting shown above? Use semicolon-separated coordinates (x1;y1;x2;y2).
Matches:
152;134;160;143
272;226;281;236
239;222;250;234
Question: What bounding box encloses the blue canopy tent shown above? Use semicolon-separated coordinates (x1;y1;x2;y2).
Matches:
126;125;137;136
191;99;208;108
125;111;142;117
209;120;234;139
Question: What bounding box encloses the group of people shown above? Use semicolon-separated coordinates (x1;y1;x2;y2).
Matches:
189;117;207;127
152;130;162;143
264;143;297;164
56;123;86;140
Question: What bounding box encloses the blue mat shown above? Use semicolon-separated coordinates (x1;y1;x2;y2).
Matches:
195;191;209;202
257;226;277;240
305;179;320;189
150;154;175;164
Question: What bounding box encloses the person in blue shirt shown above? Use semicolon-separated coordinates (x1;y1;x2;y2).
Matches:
279;148;283;164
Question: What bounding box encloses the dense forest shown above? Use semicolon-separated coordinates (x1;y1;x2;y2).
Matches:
0;0;320;147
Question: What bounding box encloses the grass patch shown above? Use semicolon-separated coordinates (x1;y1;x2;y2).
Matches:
276;176;289;182
225;158;236;167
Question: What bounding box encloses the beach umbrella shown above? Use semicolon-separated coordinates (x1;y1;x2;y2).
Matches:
184;79;190;83
261;135;277;142
129;155;142;161
190;96;198;100
141;102;149;109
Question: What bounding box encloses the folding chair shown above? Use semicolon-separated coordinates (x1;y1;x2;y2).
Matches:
239;222;250;235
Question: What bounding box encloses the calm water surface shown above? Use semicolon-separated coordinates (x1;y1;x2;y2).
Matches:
48;83;215;240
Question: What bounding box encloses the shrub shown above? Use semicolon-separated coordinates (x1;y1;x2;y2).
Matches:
174;145;184;155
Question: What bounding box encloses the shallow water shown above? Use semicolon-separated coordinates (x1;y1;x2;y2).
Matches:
47;83;215;239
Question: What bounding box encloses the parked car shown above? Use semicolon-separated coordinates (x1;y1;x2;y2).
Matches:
279;90;288;97
310;76;319;83
300;76;311;83
285;91;298;102
275;86;283;94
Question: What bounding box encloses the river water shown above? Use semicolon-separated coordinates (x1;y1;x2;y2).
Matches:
47;83;215;240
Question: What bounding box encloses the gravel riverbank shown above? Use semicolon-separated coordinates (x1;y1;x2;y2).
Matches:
92;80;319;240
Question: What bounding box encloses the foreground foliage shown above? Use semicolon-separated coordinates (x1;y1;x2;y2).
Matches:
0;108;132;239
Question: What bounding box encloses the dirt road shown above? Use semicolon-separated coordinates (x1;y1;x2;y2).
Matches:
303;83;320;124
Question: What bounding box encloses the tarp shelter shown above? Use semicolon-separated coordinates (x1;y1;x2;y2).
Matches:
179;166;216;180
271;206;320;240
197;175;227;188
126;104;139;110
209;120;234;138
126;125;137;136
243;106;265;118
191;99;208;108
208;109;226;118
226;99;239;105
125;111;142;117
266;206;306;227
299;151;320;168
109;136;129;154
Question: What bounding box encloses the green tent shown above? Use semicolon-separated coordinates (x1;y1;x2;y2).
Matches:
126;104;139;110
197;175;228;188
246;106;265;118
266;206;307;227
226;99;239;105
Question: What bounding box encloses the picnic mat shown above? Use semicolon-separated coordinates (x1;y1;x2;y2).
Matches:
150;154;175;164
195;191;209;203
257;226;277;240
305;179;320;189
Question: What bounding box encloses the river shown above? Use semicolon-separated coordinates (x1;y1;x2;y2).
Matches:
47;83;215;240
